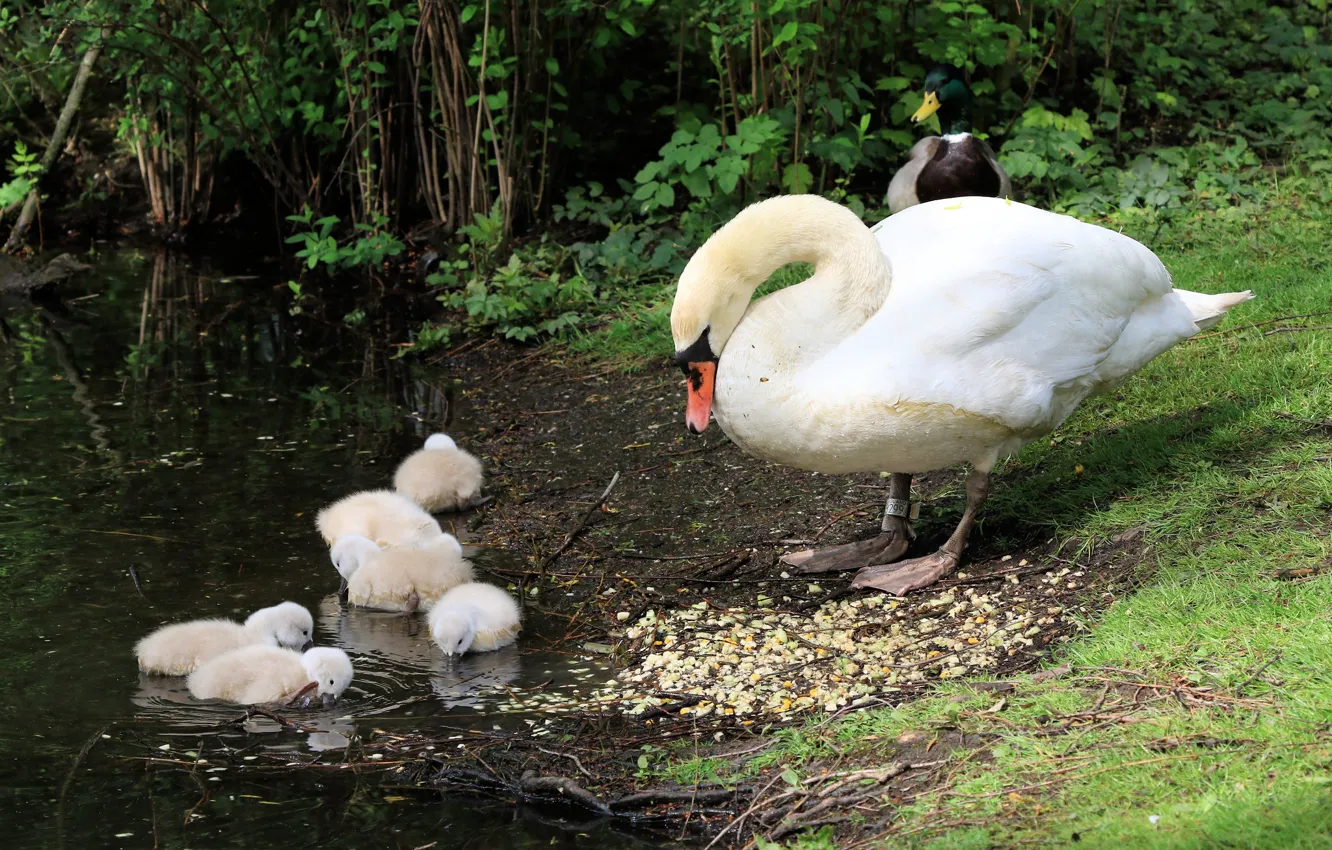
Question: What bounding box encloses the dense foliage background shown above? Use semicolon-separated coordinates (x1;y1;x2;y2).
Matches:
1;0;1329;344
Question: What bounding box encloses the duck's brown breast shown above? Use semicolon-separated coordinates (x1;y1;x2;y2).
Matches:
915;136;1002;203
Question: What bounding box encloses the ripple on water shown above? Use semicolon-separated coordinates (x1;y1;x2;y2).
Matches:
129;593;614;753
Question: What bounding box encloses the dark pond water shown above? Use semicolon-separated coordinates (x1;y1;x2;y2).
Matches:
0;250;666;849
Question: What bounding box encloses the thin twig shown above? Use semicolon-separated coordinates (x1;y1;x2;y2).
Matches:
57;723;109;849
534;747;594;780
1274;411;1332;431
128;564;146;598
539;471;620;571
82;529;177;542
1263;325;1332;337
938;749;1243;801
1191;310;1332;340
1235;652;1283;696
618;551;729;561
703;772;786;850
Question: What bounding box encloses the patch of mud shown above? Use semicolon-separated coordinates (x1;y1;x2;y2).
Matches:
440;348;1151;721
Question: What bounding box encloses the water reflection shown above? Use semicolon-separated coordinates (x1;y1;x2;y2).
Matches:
0;248;657;850
430;645;525;709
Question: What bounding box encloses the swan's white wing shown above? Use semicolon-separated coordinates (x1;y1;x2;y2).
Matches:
841;197;1196;433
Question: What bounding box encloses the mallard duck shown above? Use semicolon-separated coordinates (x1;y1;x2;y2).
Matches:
670;194;1252;594
330;533;473;613
135;602;314;675
187;645;354;707
315;489;442;549
429;582;522;656
887;64;1012;214
394;433;485;513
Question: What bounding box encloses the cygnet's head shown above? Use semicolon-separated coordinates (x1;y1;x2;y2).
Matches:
424;433;457;452
330;535;380;581
300;647;354;708
247;602;314;651
431;607;477;657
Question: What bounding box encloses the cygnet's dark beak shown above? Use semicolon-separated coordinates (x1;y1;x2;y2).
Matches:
337;577;349;605
321;693;336;709
301;639;314;651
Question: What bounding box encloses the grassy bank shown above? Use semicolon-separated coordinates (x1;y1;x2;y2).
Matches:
580;193;1332;847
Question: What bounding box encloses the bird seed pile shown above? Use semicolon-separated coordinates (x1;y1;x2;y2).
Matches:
589;563;1089;718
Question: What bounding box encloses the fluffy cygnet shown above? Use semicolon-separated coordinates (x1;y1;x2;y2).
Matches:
316;489;442;548
330;533;474;613
135;602;314;676
394;433;485;513
429;582;522;656
187;645;354;707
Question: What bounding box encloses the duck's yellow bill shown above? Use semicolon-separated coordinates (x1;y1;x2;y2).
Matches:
911;91;941;123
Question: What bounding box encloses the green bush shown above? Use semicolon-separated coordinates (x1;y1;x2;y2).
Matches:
1;0;1328;345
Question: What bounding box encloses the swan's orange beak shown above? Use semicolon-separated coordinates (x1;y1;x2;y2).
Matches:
684;361;715;434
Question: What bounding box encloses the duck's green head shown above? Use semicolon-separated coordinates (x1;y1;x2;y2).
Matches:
910;64;973;135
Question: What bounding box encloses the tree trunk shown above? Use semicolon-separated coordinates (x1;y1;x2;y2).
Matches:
5;28;110;252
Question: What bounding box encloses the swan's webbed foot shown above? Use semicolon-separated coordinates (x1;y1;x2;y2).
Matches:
403;591;421;616
851;468;991;596
780;529;910;574
850;550;959;596
782;473;915;573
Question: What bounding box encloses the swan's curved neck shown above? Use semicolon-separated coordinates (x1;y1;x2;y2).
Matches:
675;196;892;353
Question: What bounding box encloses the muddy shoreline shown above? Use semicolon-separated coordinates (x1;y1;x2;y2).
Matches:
347;343;1153;843
5;257;1150;845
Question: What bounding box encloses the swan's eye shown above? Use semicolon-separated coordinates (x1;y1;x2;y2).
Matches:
328;679;334;685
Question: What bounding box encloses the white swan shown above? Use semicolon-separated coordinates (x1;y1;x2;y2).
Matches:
429;582;522;656
316;489;442;548
394;433;485;512
187;645;354;707
135;602;314;675
670;194;1252;594
330;533;474;613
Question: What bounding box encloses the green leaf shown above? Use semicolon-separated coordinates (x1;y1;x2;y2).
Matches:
681;169;712;198
772;21;798;47
653;183;675;208
545;56;560;75
781;162;813;193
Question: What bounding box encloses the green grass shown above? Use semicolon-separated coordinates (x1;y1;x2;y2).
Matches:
606;194;1332;847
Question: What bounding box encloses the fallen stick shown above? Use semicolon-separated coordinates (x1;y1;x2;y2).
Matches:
6;28;111;250
1190;310;1332;340
538;471;620;571
1275;565;1329;580
519;772;613;815
611;788;737;810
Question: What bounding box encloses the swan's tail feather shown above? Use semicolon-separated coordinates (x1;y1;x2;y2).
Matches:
1177;289;1255;331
